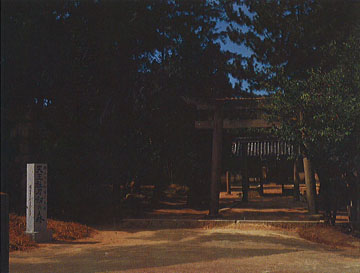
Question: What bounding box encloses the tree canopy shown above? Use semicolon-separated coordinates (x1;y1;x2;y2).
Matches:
2;0;231;215
225;0;359;91
2;0;359;220
225;0;360;165
225;0;360;214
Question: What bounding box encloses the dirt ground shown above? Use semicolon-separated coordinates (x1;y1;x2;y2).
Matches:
10;225;360;273
144;184;348;222
10;185;359;272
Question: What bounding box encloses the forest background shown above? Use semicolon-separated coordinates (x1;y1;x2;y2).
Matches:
2;0;359;222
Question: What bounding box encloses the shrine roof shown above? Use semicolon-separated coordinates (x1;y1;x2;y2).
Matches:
232;137;295;158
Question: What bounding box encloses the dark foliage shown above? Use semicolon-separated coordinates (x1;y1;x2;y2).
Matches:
2;0;231;218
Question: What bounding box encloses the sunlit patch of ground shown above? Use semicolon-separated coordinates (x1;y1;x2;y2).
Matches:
10;226;360;273
145;184;323;221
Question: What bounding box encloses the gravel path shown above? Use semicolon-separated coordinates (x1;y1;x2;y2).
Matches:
10;227;360;273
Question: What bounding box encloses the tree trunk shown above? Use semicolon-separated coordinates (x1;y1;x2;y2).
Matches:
303;156;317;214
356;199;360;230
209;107;223;216
349;171;360;230
293;159;300;201
355;170;360;230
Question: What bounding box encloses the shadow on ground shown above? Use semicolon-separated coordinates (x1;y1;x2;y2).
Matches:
11;229;311;273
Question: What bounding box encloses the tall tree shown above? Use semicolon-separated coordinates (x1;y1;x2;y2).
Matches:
2;0;230;217
225;0;358;91
269;32;360;219
225;0;360;214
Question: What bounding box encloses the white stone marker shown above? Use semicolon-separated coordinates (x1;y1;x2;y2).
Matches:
26;163;52;242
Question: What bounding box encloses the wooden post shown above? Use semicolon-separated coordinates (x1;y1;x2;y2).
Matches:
1;193;9;273
226;171;231;194
356;199;360;230
293;159;300;201
279;161;285;195
260;165;267;196
349;171;360;229
303;156;317;214
209;106;223;216
242;156;249;202
355;171;360;229
259;177;264;196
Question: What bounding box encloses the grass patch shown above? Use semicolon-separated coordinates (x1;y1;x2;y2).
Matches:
9;214;37;251
9;213;96;252
296;225;354;248
264;223;356;248
212;222;358;249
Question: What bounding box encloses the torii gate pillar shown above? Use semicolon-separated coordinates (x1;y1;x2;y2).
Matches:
209;106;223;216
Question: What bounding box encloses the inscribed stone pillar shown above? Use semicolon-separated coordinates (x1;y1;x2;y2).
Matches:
26;163;52;242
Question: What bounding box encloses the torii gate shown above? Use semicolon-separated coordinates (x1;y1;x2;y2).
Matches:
184;96;300;216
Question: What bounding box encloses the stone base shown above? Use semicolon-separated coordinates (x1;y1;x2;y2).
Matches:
26;230;53;243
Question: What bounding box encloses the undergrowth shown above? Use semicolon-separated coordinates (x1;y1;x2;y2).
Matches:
9;213;96;251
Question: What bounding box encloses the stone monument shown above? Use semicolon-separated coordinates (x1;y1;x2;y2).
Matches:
26;163;52;242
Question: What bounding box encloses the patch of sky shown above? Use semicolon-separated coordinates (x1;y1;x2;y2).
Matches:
215;20;254;91
215;20;253;59
228;75;265;96
219;36;253;57
64;12;70;19
43;98;51;107
237;2;255;20
34;98;52;107
283;10;291;16
215;3;271;96
148;49;174;64
55;11;70;21
228;73;239;88
227;57;235;65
